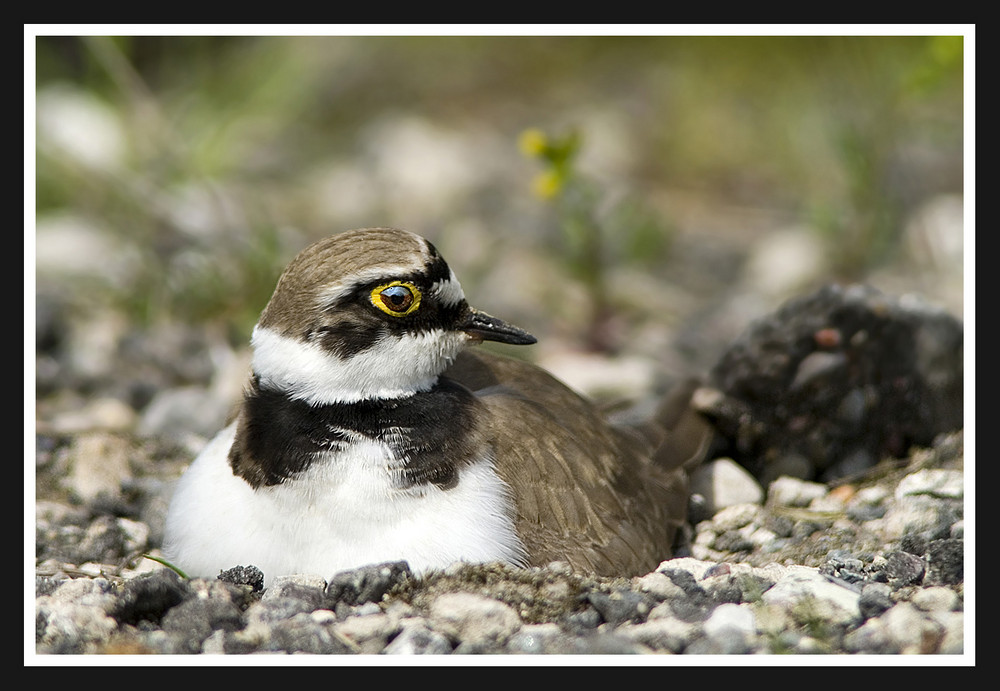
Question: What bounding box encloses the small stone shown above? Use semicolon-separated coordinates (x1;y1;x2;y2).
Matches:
325;561;412;607
950;520;964;539
927;610;964;654
881;495;954;541
808;492;848;512
48;576;115;607
615;617;695;654
858;582;894;620
882;602;945;654
655;557;717;581
245;595;319;627
218;565;265;592
689;458;764;515
506;623;583;654
910;586;960;612
586;589;654;626
703;602;756;640
428;592;521;647
563;606;602;631
333;613;398;654
767;476;828;507
263;575;326;609
712;530;755;553
266;611;353;654
896;469;964;500
712;503;761;531
925;539;963;585
635;571;686;601
852;485;891;506
762;566;861;627
885;551;926;587
383;619;453;655
846;502;887;523
160;596;244;653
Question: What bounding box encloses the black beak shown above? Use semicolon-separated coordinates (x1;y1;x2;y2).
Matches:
459;308;537;346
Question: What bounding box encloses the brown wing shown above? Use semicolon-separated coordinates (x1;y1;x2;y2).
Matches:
443;349;709;577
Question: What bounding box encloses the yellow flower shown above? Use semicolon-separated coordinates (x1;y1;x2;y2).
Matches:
518;128;548;158
532;170;563;199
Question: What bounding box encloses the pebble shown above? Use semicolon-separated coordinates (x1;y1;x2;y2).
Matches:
702;602;756;641
761;566;862;628
767;476;829;508
711;503;761;531
910;586;960;612
845;601;947;654
858;582;894;620
428;592;522;648
333;612;398;654
620;615;695;653
383;619;453;655
689;458;765;515
896;469;964;500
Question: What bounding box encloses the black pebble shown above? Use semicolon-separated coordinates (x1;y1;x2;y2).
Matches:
218;564;265;592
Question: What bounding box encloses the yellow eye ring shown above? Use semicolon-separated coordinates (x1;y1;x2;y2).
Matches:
370;281;422;316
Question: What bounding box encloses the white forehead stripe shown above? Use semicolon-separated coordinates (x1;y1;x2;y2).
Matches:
250;324;468;405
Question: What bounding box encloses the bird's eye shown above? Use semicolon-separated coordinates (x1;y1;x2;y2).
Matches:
371;281;422;316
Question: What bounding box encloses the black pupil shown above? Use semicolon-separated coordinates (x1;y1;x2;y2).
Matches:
381;286;413;312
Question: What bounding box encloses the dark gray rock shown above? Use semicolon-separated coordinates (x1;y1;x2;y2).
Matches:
858;582;894;620
109;569;193;626
585;589;655;626
266;612;354;654
218;564;265;592
703;284;963;484
925;539;963;585
160;596;245;653
325;561;412;607
884;551;926;588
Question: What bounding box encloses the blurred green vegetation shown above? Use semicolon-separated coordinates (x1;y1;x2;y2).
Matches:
519;127;675;351
34;35;964;339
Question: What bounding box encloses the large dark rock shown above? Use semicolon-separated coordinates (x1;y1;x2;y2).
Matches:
702;284;963;484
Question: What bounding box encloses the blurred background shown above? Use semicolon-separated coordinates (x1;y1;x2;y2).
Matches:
32;33;966;433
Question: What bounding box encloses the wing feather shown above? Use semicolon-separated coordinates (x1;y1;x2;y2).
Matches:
444;349;709;576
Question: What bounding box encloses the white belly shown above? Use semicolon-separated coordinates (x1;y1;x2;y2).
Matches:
162;424;526;585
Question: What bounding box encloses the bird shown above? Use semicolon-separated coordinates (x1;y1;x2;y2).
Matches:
162;227;712;585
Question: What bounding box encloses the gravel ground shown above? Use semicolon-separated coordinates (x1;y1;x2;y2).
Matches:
31;283;968;660
35;432;965;657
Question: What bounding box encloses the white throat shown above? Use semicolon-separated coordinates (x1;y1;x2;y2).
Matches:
250;324;468;405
